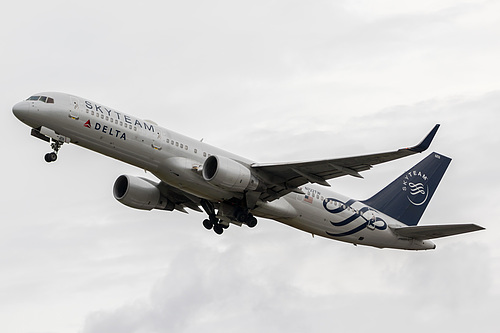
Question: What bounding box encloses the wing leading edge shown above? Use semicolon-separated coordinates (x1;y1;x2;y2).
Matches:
252;124;440;201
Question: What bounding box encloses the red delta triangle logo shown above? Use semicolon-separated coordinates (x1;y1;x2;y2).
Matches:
84;120;91;128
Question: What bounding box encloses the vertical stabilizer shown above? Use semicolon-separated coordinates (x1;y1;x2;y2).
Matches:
362;152;451;226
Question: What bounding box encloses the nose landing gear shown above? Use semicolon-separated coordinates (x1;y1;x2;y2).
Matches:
44;152;57;162
30;127;68;163
44;140;63;163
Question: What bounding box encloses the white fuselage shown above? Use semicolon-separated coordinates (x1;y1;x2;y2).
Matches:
13;92;435;250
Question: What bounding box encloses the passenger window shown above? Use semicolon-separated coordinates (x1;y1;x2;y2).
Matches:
166;139;169;143
194;149;197;153
171;141;174;145
115;120;118;124
203;152;207;157
120;121;123;126
91;111;94;116
185;145;188;150
105;116;109;121
101;114;104;119
129;125;132;129
175;142;179;147
180;143;183;149
47;97;54;103
39;96;47;103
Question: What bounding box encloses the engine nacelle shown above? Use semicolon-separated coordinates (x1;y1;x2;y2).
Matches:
202;155;259;191
113;175;174;211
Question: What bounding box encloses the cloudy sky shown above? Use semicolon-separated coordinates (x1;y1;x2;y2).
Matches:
1;0;499;332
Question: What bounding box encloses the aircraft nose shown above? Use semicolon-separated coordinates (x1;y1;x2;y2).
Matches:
12;101;30;121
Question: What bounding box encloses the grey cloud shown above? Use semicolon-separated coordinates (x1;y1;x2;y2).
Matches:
82;238;497;333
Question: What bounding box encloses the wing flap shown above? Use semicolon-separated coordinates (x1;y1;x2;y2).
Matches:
391;224;485;240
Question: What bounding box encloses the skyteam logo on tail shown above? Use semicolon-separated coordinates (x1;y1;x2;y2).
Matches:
323;198;387;237
402;170;429;206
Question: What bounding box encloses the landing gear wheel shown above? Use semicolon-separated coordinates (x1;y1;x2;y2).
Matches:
213;224;224;235
246;216;257;228
44;152;57;163
236;210;248;223
203;219;213;230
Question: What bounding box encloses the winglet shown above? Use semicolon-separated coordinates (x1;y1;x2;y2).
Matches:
408;124;440;153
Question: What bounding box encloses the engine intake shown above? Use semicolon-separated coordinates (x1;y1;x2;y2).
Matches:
113;175;174;211
202;155;259;191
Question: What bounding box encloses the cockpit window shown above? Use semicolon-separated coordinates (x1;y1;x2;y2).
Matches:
27;95;55;103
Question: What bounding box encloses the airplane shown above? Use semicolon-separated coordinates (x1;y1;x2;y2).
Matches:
12;92;484;250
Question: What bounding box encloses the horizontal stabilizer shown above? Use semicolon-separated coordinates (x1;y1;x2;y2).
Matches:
391;224;484;240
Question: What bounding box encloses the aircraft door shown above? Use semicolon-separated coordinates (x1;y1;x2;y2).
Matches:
69;96;80;120
151;128;163;150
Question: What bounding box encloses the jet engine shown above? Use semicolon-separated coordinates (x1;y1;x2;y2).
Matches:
202;155;259;191
113;175;174;211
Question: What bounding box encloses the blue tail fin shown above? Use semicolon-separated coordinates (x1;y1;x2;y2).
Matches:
362;152;451;226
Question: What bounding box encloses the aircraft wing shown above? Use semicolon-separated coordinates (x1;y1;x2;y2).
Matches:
157;180;203;213
252;125;440;201
391;224;485;239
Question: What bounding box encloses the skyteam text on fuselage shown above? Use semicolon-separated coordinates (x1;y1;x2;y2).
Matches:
12;92;484;250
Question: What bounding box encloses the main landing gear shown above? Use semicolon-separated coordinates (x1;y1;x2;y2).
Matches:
202;216;228;235
200;199;258;235
235;208;258;228
44;140;63;163
201;199;227;235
